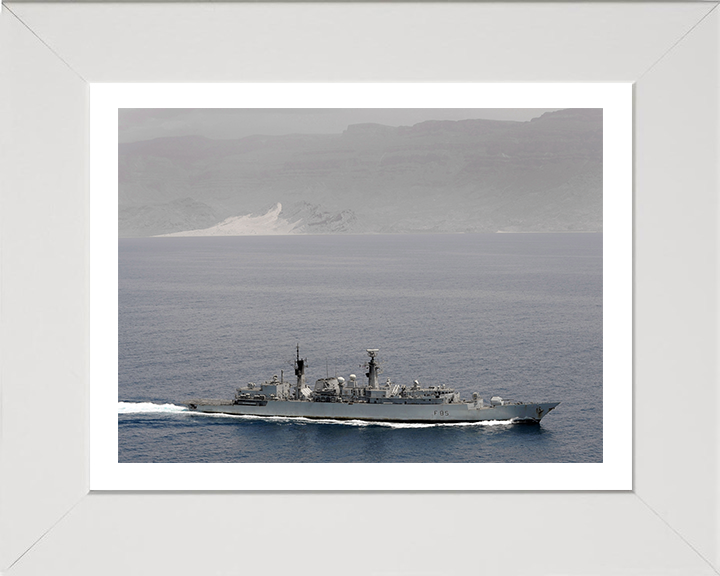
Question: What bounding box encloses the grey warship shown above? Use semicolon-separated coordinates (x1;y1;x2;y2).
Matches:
187;347;560;424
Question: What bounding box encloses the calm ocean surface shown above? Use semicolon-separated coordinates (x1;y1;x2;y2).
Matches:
119;233;602;463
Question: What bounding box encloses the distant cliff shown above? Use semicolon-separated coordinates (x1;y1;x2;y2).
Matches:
119;109;602;237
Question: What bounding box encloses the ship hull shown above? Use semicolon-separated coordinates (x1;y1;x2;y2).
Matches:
187;400;560;423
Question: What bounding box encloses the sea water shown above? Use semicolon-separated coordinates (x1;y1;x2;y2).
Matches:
119;233;602;463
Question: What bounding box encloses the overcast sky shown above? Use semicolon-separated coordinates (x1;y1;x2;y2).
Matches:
119;108;559;143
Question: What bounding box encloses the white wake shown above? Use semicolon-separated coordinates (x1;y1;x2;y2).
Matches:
118;402;188;414
118;402;515;428
177;411;514;428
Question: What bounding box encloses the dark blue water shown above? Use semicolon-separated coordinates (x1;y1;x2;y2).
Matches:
119;233;602;463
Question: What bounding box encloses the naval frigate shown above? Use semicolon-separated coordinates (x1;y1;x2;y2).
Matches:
187;347;560;424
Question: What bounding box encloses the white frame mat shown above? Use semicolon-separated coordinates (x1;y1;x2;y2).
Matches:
1;3;719;575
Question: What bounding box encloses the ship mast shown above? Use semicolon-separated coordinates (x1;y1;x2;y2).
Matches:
294;344;306;400
366;349;380;389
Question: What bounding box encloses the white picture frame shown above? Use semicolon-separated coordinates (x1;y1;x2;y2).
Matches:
1;2;718;575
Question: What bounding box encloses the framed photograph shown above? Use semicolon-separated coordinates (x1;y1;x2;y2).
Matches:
2;3;718;575
91;82;631;491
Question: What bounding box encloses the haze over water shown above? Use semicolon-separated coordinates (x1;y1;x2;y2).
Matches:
119;233;602;463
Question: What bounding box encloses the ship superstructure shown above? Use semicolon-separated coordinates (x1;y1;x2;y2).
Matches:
187;347;560;424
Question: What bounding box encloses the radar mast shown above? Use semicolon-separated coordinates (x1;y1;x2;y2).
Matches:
366;349;380;389
294;344;306;400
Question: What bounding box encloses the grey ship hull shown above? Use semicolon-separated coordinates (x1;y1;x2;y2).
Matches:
188;399;560;423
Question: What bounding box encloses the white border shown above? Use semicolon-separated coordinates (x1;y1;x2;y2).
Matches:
90;83;632;490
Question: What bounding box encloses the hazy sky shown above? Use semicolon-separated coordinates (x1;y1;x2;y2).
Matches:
119;108;559;143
